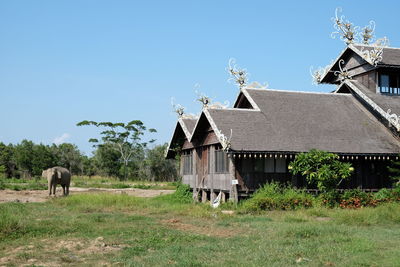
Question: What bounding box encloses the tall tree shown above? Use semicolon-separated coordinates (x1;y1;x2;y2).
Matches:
13;140;35;178
144;144;178;182
0;142;15;178
77;120;156;180
51;143;83;175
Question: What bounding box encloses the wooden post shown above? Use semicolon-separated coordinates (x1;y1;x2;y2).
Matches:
228;155;238;203
221;191;226;203
202;190;207;203
210;145;215;203
192;149;198;201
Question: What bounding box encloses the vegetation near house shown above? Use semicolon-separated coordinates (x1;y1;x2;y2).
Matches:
289;149;354;192
76;120;157;180
0;140;177;182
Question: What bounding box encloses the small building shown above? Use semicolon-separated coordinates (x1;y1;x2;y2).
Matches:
166;43;400;202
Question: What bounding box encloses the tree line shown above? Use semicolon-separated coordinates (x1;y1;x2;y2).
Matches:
0;141;178;181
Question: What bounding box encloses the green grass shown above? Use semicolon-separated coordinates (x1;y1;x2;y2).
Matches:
1;192;400;266
0;177;47;190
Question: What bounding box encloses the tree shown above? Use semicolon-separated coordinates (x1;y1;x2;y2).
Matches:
289;149;354;192
51;143;83;175
92;143;122;177
13;140;35;178
0;142;15;178
77;120;156;180
32;144;57;176
144;144;178;182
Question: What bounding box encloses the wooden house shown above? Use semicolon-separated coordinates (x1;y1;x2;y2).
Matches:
166;44;400;202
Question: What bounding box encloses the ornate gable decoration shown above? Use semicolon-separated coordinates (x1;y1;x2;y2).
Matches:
359;37;389;67
311;8;389;85
228;58;248;89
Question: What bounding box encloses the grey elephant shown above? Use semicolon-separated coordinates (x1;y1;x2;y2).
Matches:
42;167;71;196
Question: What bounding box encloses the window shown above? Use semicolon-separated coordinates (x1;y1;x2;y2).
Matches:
379;73;400;95
275;158;287;173
215;149;229;173
379;74;389;93
264;157;287;173
264;158;274;172
254;158;264;172
182;150;192;175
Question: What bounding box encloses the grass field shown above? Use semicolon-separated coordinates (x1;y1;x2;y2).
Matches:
1;192;400;266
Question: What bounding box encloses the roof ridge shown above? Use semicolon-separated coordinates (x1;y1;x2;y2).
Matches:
246;87;352;96
354;43;400;50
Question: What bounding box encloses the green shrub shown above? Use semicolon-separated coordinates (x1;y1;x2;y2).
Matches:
240;182;313;213
289;149;353;191
339;189;375;208
319;190;340;207
374;188;392;201
165;183;192;204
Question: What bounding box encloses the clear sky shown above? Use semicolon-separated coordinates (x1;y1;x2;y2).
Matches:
1;0;400;155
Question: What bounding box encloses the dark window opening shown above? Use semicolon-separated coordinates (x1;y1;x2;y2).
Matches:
379;73;400;95
182;150;193;175
215;148;229;173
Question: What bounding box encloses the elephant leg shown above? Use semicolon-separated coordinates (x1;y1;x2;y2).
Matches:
66;186;69;196
62;185;66;196
52;183;56;195
48;180;52;195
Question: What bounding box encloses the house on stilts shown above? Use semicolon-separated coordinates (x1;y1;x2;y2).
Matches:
166;19;400;203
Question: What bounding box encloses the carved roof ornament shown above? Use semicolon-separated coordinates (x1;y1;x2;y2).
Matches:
310;66;328;85
217;129;232;151
387;109;400;131
228;58;248;89
360;37;389;66
195;90;211;108
331;7;360;45
334;59;352;82
360;21;376;44
171;98;185;117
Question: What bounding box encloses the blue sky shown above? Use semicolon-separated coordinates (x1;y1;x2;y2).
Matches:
1;0;400;155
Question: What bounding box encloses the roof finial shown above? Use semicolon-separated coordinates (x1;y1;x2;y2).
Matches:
360;20;375;44
331;7;359;45
171;97;185;117
228;58;248;89
310;66;328;85
194;84;211;109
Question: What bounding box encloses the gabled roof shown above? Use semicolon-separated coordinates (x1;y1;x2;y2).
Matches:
353;44;400;66
320;44;400;84
165;117;197;159
190;88;400;154
337;80;400;132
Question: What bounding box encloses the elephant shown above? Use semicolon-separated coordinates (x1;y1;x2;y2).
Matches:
42;167;71;196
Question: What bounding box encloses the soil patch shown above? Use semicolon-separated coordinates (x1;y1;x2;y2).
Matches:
161;218;237;238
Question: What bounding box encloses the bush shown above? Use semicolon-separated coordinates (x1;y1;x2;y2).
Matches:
164;183;192;204
289;149;353;191
339;189;376;208
240;182;313;213
319;190;340;208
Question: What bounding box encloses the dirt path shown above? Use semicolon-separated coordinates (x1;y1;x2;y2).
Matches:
0;187;175;203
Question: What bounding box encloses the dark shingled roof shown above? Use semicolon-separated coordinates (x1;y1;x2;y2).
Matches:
181;118;197;136
353;45;400;66
206;89;400;154
346;80;400;116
